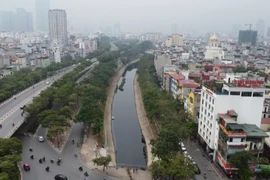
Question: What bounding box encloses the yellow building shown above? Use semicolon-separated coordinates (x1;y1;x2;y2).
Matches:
187;90;201;121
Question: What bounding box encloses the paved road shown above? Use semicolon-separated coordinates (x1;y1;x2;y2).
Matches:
18;123;119;180
185;140;228;180
0;66;77;138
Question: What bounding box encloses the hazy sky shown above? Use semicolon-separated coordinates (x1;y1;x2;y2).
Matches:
1;0;270;34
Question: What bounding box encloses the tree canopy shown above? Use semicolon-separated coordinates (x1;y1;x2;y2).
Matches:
0;138;22;180
229;151;254;180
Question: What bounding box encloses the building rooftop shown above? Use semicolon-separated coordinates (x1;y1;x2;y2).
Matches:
178;80;199;88
218;113;237;124
169;73;185;81
241;124;269;138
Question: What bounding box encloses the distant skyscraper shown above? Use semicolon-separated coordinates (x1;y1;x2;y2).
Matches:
35;0;50;32
16;9;34;32
238;30;257;46
0;9;33;32
267;27;270;38
49;9;68;44
256;19;265;39
114;23;121;36
27;12;33;31
0;11;16;31
171;23;178;34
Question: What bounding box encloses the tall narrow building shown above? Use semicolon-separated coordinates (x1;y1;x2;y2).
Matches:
35;0;50;32
49;9;67;45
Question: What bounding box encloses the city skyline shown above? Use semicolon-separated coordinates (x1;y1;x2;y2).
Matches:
0;0;270;34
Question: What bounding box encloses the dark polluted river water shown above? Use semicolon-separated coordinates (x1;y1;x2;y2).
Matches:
112;66;146;168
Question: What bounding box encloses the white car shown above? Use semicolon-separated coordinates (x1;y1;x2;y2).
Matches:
46;81;49;85
38;136;45;142
180;142;186;151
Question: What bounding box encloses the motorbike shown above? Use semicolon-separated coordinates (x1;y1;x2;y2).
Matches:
30;155;34;159
0;124;2;128
45;166;50;172
42;157;45;162
29;148;33;152
50;159;54;163
57;160;61;165
79;166;83;171
84;172;89;176
72;140;74;144
39;159;42;164
74;153;77;157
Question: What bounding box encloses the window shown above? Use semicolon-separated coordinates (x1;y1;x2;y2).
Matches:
241;92;252;97
212;99;214;104
253;92;264;97
211;107;214;112
230;91;240;96
206;94;208;100
189;97;194;103
209;97;211;102
202;100;204;105
205;110;207;115
203;92;205;97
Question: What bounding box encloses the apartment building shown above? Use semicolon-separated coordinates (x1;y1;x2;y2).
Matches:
217;111;268;175
198;78;266;161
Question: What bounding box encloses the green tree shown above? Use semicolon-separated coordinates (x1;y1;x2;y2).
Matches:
229;151;254;180
150;155;195;179
92;155;111;172
0;138;22;180
151;124;181;160
259;168;270;179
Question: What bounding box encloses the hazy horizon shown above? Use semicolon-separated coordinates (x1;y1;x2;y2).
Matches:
1;0;270;34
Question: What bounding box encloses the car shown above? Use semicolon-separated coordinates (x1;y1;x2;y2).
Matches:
194;164;201;174
183;151;188;158
23;163;30;171
20;105;25;110
187;155;193;161
180;142;186;151
38;136;45;142
55;174;68;180
46;81;50;85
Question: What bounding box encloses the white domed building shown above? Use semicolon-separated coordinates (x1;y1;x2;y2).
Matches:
204;34;224;60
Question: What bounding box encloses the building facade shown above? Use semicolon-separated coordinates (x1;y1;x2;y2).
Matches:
204;34;224;60
49;9;67;45
198;79;266;161
238;30;257;46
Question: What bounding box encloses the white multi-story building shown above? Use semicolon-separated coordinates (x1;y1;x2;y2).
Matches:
204;34;224;60
49;9;67;45
164;34;183;47
198;78;266;161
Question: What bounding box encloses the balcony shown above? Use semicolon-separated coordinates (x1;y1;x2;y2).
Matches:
227;141;246;146
219;124;246;137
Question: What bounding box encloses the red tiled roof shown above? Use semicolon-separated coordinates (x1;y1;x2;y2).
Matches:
178;80;199;88
218;113;231;120
261;118;270;124
228;110;238;117
188;73;201;78
169;74;185;81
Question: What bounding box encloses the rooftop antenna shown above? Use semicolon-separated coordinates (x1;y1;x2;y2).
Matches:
245;24;252;30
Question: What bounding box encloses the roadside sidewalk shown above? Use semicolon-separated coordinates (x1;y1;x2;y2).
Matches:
80;132;152;180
